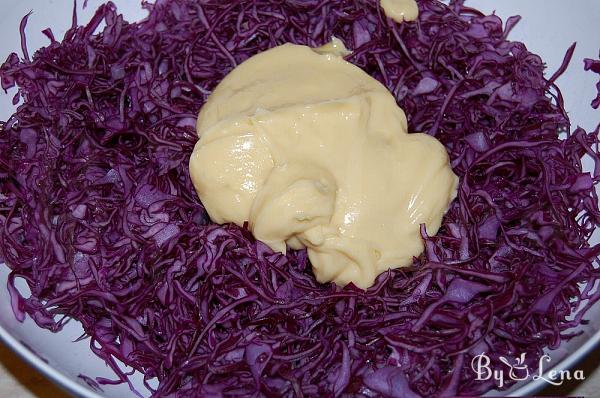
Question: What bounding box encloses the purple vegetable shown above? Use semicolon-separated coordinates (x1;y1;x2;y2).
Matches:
245;342;273;387
584;52;600;108
363;367;419;398
1;0;600;397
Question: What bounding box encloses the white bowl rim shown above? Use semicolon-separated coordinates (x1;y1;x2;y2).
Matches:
0;322;102;398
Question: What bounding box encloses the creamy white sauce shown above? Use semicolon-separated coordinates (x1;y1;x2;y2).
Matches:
189;40;457;289
380;0;419;23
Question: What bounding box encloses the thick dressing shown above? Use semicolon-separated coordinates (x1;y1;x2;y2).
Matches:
189;41;458;289
380;0;419;23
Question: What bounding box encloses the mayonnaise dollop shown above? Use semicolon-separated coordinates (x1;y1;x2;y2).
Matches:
380;0;419;23
189;40;458;289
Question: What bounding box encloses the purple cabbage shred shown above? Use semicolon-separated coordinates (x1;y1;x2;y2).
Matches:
584;52;600;109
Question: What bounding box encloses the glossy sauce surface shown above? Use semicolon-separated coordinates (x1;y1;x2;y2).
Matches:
380;0;419;23
189;42;457;288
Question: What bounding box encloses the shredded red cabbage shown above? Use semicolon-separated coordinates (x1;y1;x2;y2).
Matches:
1;0;600;396
584;52;600;109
